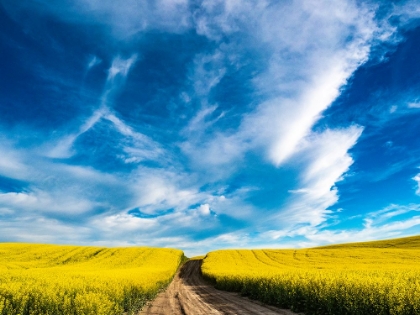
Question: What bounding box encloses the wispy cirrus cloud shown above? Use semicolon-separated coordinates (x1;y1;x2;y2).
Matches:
413;172;420;195
1;0;192;40
276;126;364;228
46;55;138;159
87;55;101;69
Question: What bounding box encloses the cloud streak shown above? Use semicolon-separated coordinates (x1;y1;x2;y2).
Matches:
46;55;138;158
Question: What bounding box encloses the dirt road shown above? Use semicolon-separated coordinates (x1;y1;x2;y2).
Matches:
140;260;298;315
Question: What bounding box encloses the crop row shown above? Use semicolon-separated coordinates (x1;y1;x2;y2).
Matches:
202;245;420;315
0;244;184;315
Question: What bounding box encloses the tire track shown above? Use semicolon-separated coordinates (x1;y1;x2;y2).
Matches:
140;260;298;315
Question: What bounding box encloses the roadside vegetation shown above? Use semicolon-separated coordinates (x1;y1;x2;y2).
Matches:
202;235;420;315
0;244;184;315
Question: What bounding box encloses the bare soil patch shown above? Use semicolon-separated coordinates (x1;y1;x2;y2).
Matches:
140;259;298;315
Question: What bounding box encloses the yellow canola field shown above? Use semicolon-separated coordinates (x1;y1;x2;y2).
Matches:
202;235;420;315
0;243;184;315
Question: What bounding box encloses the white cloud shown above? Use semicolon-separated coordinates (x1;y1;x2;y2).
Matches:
87;55;101;69
2;0;192;40
392;0;420;24
0;207;13;216
207;189;256;220
367;203;420;222
413;172;420;195
94;213;157;232
75;0;192;37
270;126;363;228
300;126;363;187
408;101;420;109
0;215;92;244
107;55;138;81
70;107;105;138
0;142;125;218
197;203;211;216
184;105;219;134
180;133;245;175
0;144;30;180
129;168;208;215
0;190;96;215
104;113;165;163
46;107;106;158
190;51;226;97
240;4;373;166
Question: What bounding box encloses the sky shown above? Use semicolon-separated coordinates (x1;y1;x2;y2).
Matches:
1;0;420;256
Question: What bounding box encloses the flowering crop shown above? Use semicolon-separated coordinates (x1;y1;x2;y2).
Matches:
0;243;184;315
201;235;420;315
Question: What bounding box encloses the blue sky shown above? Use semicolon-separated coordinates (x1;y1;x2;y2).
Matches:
1;0;420;256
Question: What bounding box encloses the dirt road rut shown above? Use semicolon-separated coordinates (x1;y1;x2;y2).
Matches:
140;260;298;315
